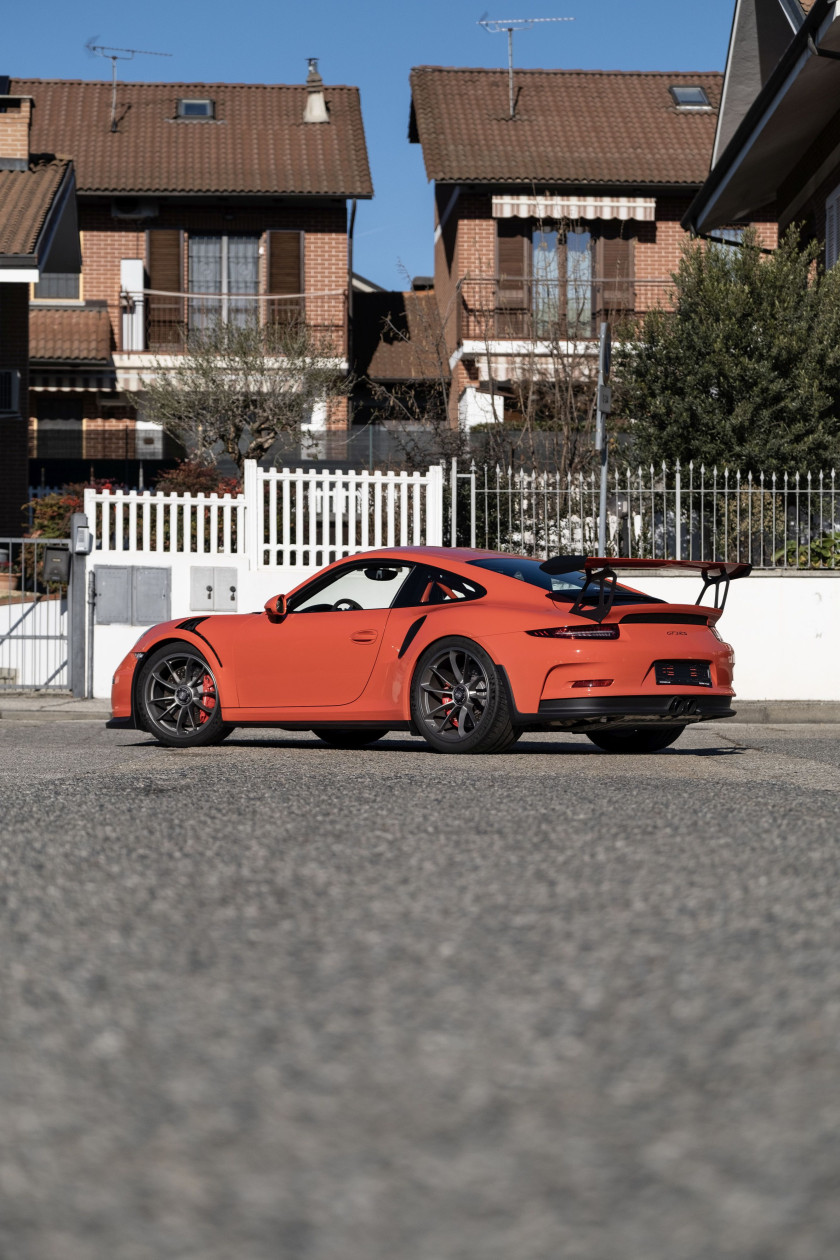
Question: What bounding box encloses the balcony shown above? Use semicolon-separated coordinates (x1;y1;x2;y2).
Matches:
119;289;348;356
455;275;672;344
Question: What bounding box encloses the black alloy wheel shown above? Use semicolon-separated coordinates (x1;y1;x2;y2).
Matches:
311;727;388;748
585;724;686;754
410;636;516;754
138;644;231;748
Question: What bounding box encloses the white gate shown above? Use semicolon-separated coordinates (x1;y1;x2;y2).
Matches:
0;538;70;690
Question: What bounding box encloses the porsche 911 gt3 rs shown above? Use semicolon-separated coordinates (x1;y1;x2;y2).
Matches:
108;547;749;754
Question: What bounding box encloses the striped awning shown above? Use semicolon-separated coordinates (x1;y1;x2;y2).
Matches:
30;370;117;392
492;194;656;222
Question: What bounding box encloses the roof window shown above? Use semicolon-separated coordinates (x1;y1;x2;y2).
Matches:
669;85;711;110
177;98;215;119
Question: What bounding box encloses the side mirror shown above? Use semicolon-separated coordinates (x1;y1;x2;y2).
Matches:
264;593;287;622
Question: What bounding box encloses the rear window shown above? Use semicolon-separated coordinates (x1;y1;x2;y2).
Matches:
468;556;661;605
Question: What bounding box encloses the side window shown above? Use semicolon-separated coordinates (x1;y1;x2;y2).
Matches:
394;566;486;608
289;563;413;613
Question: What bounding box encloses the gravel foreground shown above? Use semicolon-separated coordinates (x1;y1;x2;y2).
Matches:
0;719;839;1260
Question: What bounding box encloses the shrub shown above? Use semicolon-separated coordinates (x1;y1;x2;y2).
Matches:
26;481;117;539
153;459;241;497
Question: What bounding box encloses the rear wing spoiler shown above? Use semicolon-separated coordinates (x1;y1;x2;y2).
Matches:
540;556;751;623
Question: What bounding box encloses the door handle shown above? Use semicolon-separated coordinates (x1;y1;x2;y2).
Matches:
351;630;378;644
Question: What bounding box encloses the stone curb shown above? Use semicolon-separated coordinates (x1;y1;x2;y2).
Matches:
723;701;840;725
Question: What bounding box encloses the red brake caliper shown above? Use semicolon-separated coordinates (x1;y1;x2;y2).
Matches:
198;673;215;724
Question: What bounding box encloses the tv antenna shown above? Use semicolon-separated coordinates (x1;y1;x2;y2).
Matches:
86;41;172;132
478;16;574;119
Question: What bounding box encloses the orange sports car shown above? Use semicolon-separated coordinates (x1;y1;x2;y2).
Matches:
108;547;749;755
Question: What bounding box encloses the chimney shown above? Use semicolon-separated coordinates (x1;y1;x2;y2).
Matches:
0;93;31;171
303;58;329;124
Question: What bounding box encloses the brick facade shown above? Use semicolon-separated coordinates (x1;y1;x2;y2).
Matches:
29;200;353;455
433;187;777;422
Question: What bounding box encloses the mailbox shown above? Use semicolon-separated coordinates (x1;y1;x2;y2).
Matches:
42;546;70;585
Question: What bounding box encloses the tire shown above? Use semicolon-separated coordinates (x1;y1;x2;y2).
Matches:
411;636;515;754
137;644;229;748
585;724;686;754
311;727;388;748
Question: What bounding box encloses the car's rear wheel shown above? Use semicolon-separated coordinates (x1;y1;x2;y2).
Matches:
411;637;516;754
138;644;229;748
585;724;686;754
311;727;388;748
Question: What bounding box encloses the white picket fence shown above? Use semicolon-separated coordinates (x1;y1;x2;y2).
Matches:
83;461;444;568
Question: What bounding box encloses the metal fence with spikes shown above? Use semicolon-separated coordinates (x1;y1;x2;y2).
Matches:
447;459;840;569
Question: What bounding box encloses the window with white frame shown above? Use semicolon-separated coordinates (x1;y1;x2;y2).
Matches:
188;234;259;332
826;185;840;270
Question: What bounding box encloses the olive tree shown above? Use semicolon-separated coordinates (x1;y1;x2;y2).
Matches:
142;318;349;473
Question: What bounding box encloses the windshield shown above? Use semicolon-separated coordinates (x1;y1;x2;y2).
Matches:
468;556;661;605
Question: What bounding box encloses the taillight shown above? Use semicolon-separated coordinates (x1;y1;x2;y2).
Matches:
527;624;620;639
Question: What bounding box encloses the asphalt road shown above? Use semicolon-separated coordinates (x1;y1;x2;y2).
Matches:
0;717;839;1260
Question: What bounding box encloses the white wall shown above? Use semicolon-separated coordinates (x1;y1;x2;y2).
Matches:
628;571;839;703
89;561;840;704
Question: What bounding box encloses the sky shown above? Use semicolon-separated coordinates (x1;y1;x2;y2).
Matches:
9;0;737;290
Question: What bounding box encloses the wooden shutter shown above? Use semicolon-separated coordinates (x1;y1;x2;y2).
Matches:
146;229;183;348
267;231;303;325
594;233;634;324
496;220;530;336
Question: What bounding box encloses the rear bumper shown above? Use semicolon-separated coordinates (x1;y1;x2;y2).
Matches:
523;693;734;730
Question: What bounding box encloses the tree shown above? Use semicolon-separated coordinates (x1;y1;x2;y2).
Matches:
614;227;840;471
142;318;350;473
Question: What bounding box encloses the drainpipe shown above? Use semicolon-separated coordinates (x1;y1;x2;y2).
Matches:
348;198;357;420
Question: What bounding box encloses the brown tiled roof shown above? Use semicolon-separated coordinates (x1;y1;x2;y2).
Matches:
409;68;723;186
355;290;443;381
29;305;113;361
10;78;373;198
0;158;72;257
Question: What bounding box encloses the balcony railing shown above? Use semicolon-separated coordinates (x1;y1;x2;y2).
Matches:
456;276;673;342
120;288;348;355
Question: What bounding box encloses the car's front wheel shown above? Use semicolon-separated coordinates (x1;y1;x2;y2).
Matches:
585;724;686;754
137;644;229;748
411;636;516;754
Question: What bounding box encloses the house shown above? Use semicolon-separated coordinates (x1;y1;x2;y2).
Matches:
684;1;840;262
408;66;776;428
11;63;372;485
0;82;79;533
352;279;446;435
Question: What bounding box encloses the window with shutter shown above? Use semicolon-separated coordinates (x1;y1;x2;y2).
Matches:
593;234;634;325
826;187;840;270
267;231;303;326
147;229;184;349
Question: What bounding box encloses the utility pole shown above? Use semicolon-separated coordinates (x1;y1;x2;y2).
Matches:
595;322;611;556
